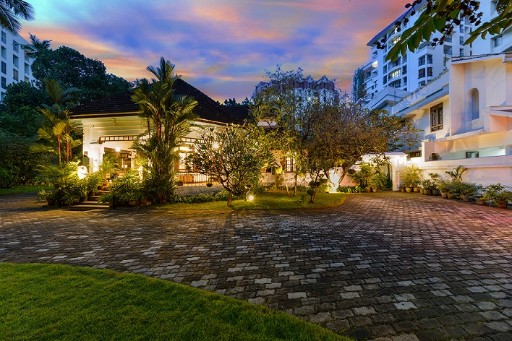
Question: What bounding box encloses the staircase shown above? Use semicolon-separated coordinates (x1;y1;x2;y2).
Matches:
70;188;110;211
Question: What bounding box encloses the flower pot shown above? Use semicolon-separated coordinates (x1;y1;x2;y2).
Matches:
447;192;457;199
405;187;413;193
496;201;508;209
441;192;448;198
461;194;471;202
432;189;440;196
423;189;432;195
413;187;420;193
475;198;485;205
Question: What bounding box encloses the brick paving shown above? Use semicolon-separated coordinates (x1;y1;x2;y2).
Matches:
1;192;511;340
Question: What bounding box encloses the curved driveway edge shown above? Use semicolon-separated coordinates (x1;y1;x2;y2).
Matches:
1;192;511;340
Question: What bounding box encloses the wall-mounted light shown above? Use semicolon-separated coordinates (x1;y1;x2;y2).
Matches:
115;147;121;152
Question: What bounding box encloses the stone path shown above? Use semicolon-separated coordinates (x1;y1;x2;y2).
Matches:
1;192;511;340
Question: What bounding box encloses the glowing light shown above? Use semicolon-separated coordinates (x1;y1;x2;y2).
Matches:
115;147;121;152
248;194;255;202
212;141;220;150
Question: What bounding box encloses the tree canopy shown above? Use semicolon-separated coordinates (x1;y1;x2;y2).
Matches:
386;0;512;60
30;44;131;104
0;0;33;33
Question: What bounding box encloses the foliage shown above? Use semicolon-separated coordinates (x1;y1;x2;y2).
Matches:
445;165;467;182
31;45;131;104
0;0;34;33
482;183;512;206
99;171;143;206
349;163;375;189
172;190;230;204
0;129;47;187
37;162;87;206
386;0;512;60
188;124;272;205
132;58;198;204
337;185;363;193
458;182;479;197
0;263;348;340
167;190;346;211
400;165;422;188
31;80;82;165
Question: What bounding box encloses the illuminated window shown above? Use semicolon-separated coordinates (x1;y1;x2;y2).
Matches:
285;157;295;172
430;104;443;131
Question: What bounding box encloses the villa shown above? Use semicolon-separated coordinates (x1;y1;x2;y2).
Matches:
70;78;249;184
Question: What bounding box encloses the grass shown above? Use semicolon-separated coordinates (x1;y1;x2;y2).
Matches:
167;190;347;212
0;263;350;340
0;185;43;196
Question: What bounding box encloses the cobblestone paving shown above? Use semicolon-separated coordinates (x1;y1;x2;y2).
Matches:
1;192;511;340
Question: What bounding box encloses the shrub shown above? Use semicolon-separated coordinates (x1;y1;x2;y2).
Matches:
99;171;143;206
482;183;512;207
37;162;87;206
400;165;422;188
172;190;230;204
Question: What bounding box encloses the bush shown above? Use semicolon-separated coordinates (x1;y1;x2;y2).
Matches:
482;183;512;206
99;171;143;206
400;165;422;188
172;190;230;204
37;162;87;206
337;186;363;193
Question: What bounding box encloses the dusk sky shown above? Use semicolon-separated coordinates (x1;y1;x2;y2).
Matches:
20;0;409;101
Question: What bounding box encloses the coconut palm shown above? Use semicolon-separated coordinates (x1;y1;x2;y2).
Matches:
0;0;34;33
132;57;197;203
23;33;51;59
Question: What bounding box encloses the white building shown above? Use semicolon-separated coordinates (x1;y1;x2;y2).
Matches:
353;0;512;109
255;75;339;104
389;53;512;187
0;28;34;100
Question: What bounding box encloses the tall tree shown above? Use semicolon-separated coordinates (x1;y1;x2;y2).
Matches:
0;0;33;33
23;33;51;59
132;58;198;204
31;45;131;104
188;124;272;206
386;0;512;60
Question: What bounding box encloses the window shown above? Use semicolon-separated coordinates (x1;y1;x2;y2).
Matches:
285;157;295;172
1;31;6;44
418;56;425;66
418;68;425;78
426;54;433;64
24;63;29;74
383;64;387;73
430;104;443;131
1;61;5;74
389;69;401;79
12;41;18;53
419;81;426;87
402;65;407;75
403;77;407;86
460;36;464;45
459;48;464;56
1;76;6;89
492;35;503;48
444;45;452;55
383;75;387;84
427;67;433;77
13;69;18;81
470;88;479;120
13;55;18;67
1;46;5;59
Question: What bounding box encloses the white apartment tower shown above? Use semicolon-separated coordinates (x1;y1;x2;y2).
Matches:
353;0;512;110
0;28;34;100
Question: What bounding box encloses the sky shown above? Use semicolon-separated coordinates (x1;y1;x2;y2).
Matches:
20;0;409;101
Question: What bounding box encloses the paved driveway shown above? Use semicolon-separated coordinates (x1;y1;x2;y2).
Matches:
1;192;511;340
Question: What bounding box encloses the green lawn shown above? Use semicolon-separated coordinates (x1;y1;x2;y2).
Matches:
0;263;350;340
0;185;43;196
168;190;347;212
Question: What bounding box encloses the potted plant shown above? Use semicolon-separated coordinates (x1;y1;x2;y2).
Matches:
421;179;434;195
400;165;422;193
482;184;511;208
206;182;213;187
447;181;461;199
437;180;450;198
459;182;478;202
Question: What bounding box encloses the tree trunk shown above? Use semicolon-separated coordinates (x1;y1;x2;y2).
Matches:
293;173;298;197
227;192;233;206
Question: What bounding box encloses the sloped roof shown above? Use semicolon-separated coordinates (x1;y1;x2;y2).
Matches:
70;78;249;124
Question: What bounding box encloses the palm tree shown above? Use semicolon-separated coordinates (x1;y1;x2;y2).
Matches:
0;0;34;33
132;57;198;203
23;33;51;59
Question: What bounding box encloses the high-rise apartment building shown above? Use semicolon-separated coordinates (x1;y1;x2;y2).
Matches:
0;28;34;100
353;0;512;110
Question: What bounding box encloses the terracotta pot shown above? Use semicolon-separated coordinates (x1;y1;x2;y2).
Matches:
496;201;508;209
405;187;413;193
413;187;420;193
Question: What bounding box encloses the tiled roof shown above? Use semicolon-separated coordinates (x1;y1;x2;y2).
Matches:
70;78;249;124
